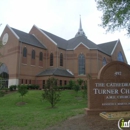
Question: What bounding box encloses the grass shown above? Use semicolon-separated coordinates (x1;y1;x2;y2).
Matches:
0;90;87;130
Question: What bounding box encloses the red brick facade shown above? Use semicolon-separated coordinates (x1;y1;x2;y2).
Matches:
0;25;128;88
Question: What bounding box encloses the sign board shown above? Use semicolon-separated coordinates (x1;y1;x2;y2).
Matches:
86;61;130;115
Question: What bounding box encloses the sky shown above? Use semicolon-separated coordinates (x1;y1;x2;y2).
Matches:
0;0;130;64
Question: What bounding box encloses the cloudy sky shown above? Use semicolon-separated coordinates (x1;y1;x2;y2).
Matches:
0;0;130;64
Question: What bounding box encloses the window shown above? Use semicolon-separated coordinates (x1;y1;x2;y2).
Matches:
21;79;23;84
103;57;107;66
64;80;67;85
78;54;85;75
55;80;57;86
60;80;62;86
23;47;27;57
50;53;53;66
117;52;124;62
25;80;27;84
39;52;43;61
60;53;63;66
0;64;9;88
32;50;35;59
43;80;45;88
29;80;31;84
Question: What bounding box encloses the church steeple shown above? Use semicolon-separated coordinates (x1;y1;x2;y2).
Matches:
79;16;82;31
75;16;86;38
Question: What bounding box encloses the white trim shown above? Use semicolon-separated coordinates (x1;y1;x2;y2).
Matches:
73;42;89;50
67;69;74;75
67;42;98;50
22;63;27;66
7;24;19;40
8;79;19;87
34;25;57;46
78;74;86;76
39;66;43;68
31;65;35;67
111;39;119;55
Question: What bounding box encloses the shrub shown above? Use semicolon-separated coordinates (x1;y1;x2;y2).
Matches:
77;78;84;89
27;84;40;89
0;90;5;97
67;80;76;89
73;84;80;93
58;85;71;90
26;84;40;90
9;85;17;91
42;77;61;108
34;85;40;89
3;88;9;93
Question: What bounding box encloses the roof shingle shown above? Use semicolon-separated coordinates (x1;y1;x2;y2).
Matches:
11;28;46;49
98;40;118;55
10;26;118;56
37;68;74;77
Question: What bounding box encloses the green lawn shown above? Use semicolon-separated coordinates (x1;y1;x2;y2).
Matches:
0;90;87;130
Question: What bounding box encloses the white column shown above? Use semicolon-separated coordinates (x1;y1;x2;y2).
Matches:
8;79;19;88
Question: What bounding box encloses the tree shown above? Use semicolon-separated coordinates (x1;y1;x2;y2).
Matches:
42;77;61;108
18;85;28;102
73;84;80;96
95;0;130;35
68;80;76;89
77;78;84;89
82;80;87;98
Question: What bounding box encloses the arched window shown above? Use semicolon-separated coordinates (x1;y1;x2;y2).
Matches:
0;64;9;88
50;53;53;66
78;54;85;75
117;52;124;62
23;47;27;57
39;52;43;61
103;57;107;66
32;50;35;59
60;53;63;66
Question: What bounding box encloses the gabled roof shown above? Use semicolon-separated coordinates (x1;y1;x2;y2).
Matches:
37;68;74;77
41;29;68;49
8;25;119;56
40;29;117;56
11;28;46;49
98;40;118;55
67;36;98;50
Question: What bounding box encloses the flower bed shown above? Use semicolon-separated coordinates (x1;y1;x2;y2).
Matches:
100;111;130;120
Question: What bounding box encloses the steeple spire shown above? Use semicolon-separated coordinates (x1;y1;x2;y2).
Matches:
79;15;82;31
75;15;86;38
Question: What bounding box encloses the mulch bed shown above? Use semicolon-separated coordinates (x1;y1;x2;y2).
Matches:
16;102;27;106
100;111;130;120
45;114;120;130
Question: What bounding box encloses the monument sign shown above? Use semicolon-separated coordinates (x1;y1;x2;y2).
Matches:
86;61;130;115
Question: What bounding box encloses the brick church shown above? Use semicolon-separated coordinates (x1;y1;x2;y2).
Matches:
0;18;127;88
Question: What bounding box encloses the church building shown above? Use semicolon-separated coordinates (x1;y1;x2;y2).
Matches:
0;18;127;88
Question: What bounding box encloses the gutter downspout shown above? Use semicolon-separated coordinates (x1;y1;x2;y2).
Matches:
89;49;91;75
57;48;58;68
97;50;99;74
18;41;22;85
